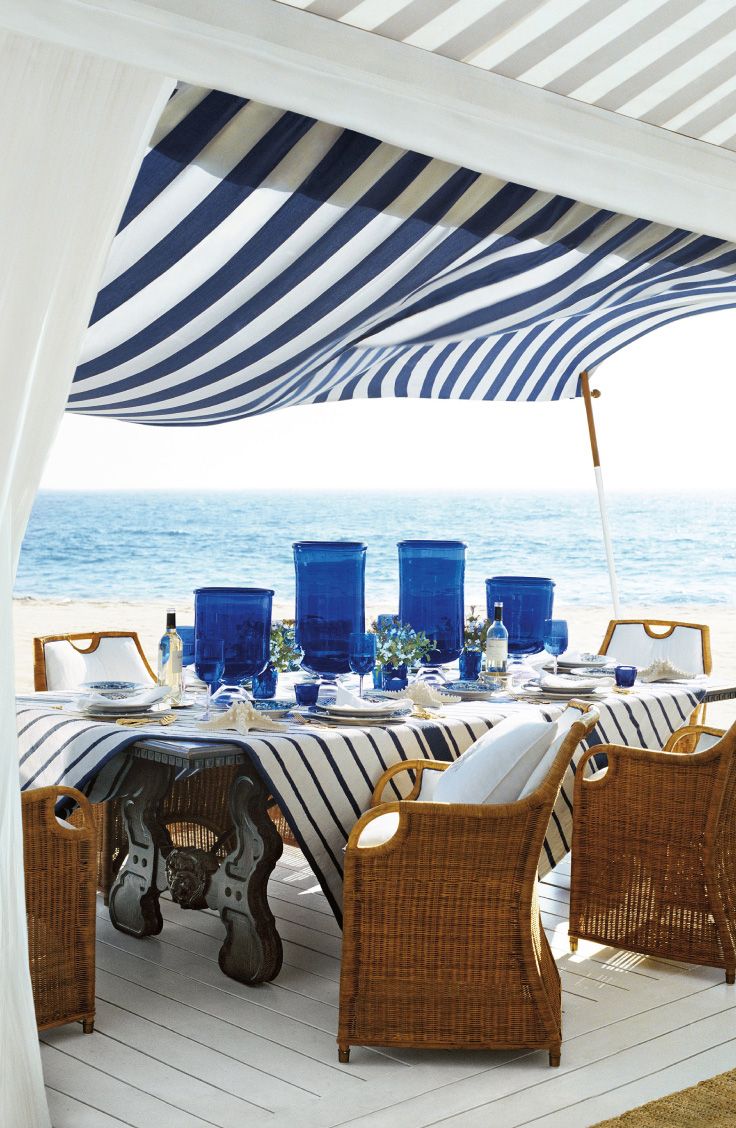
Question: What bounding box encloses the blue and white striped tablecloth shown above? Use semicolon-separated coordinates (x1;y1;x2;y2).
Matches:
17;685;703;922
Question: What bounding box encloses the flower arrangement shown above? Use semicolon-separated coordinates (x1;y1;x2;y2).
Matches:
464;605;491;650
269;619;303;672
371;616;435;670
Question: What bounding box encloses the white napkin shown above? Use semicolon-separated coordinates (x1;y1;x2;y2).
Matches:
332;685;398;713
538;673;611;693
77;685;170;711
381;682;460;707
638;658;698;683
199;701;285;733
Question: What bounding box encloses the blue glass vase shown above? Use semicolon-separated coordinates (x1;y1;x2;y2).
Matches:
252;662;278;699
381;663;408;691
398;540;466;667
459;648;482;681
293;542;366;680
485;576;555;658
193;587;274;687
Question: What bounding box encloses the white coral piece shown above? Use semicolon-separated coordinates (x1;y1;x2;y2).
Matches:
199;701;285;734
637;658;695;683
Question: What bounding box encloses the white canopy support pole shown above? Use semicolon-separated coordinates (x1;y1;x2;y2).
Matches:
581;370;621;618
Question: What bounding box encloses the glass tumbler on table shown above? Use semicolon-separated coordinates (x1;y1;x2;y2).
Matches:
194;638;225;720
348;631;376;698
542;619;569;675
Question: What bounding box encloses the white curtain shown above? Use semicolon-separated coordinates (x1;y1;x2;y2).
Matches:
0;32;173;1126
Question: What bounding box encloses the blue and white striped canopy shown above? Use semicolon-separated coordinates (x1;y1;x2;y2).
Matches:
69;84;736;426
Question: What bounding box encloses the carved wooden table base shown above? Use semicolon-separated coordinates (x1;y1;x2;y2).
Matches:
108;757;284;983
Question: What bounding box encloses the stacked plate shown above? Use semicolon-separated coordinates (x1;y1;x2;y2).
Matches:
302;697;413;726
439;680;501;701
521;672;613;701
554;653;614;671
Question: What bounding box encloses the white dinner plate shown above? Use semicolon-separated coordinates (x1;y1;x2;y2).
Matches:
315;698;411;718
66;702;171;719
300;705;411;726
516;686;608;701
554;653;613;670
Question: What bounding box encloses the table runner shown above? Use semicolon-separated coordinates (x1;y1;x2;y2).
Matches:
17;685;703;922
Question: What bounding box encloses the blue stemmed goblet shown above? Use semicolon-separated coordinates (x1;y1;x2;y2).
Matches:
194;638;225;720
349;631;376;698
542;619;568;676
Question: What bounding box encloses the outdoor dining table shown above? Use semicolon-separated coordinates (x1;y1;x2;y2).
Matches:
16;678;729;986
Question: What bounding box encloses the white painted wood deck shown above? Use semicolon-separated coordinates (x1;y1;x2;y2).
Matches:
42;847;736;1128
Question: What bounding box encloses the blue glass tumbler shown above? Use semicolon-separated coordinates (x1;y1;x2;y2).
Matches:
398;540;466;668
485;576;555;659
194;587;273;688
459;648;482;681
293;542;366;680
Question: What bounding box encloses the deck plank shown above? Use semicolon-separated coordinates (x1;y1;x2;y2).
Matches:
42;853;736;1128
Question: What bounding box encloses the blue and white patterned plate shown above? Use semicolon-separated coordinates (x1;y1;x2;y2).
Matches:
252;699;294;716
80;680;146;699
440;680;502;700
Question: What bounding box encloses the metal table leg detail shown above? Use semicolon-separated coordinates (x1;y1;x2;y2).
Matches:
206;768;284;983
108;758;175;937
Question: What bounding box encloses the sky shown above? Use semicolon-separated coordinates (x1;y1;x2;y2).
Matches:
40;308;736;493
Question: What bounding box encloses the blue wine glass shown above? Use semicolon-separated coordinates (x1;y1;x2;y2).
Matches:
542;619;568;676
195;638;225;720
348;631;376;699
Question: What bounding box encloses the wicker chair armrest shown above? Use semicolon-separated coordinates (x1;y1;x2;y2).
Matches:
663;725;725;752
370;759;449;805
574;741;720;829
22;786;95;839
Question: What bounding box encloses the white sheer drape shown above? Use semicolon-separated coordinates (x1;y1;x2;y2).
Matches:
0;32;173;1126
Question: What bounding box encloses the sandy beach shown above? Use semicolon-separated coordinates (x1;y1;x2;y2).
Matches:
14;597;736;728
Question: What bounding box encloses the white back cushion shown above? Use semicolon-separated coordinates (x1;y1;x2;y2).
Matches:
606;623;705;675
44;636;153;690
433;716;554;806
518;705;583;798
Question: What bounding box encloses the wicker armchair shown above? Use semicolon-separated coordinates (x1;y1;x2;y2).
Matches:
569;722;736;982
33;632;238;902
338;705;600;1067
22;786;96;1033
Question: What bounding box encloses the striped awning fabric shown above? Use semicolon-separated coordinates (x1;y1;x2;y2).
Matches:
69;84;736;426
278;0;736;152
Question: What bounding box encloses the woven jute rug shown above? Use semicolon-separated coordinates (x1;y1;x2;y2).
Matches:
593;1069;736;1126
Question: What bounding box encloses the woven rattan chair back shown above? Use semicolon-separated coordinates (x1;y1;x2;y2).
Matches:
338;705;600;1067
22;786;96;1033
33;630;155;691
599;619;712;675
570;721;736;982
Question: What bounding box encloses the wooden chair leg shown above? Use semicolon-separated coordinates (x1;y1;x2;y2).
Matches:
83;1019;95;1034
549;1048;561;1067
338;1045;350;1063
726;969;735;985
569;936;578;953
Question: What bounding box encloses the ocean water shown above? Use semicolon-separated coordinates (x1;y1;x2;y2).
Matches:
14;490;736;607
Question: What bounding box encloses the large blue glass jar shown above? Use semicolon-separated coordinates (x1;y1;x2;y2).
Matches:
293;542;366;680
398;540;466;667
194;587;273;686
484;576;554;658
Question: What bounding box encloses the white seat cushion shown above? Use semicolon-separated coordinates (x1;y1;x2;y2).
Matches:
433;715;554;806
44;635;153;690
356;811;401;848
